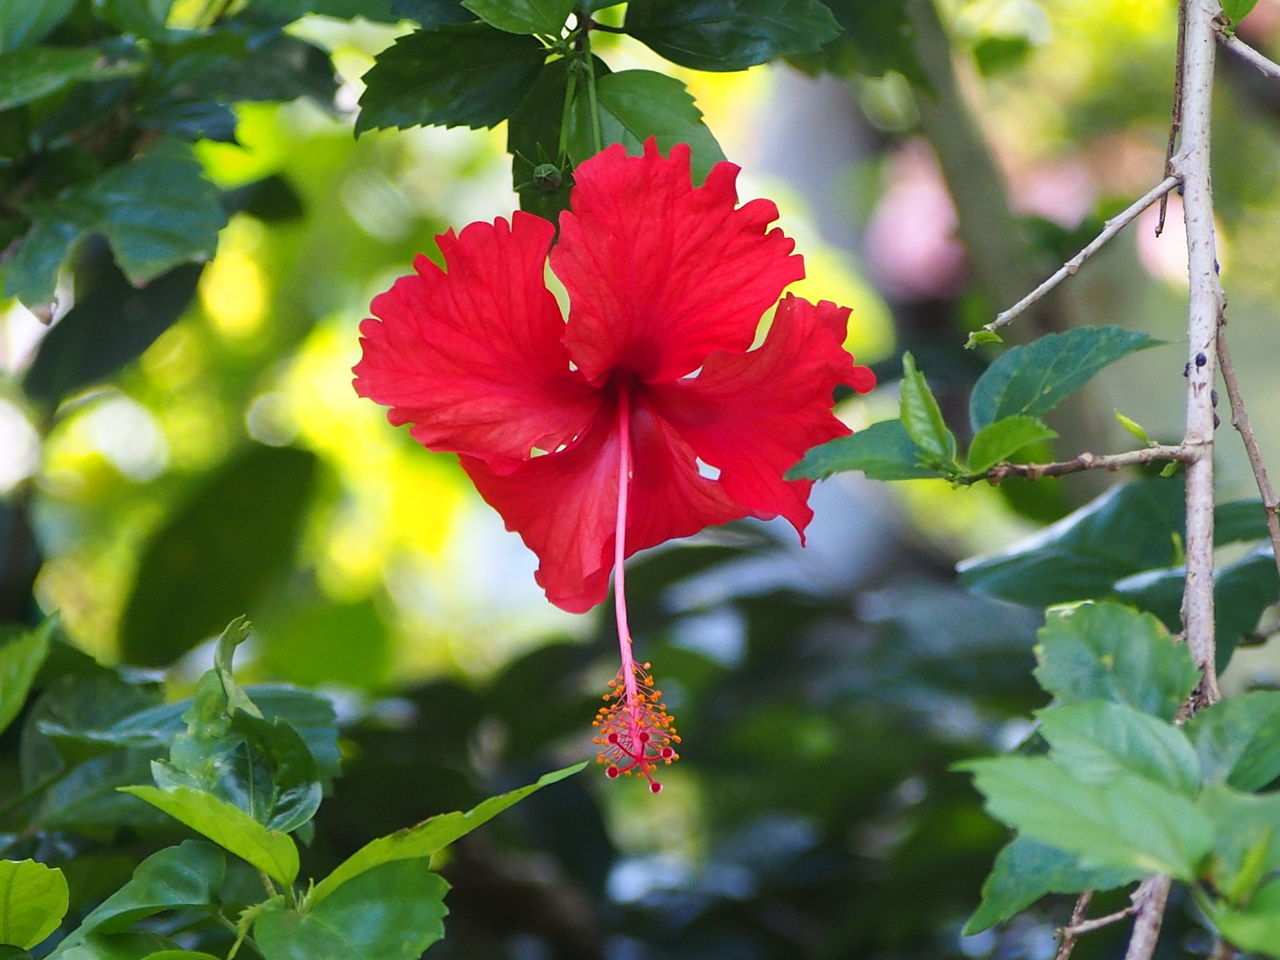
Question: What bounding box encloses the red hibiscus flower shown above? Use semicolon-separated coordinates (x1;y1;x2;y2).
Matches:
354;139;874;791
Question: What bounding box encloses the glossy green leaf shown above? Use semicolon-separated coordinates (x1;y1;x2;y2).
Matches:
1037;701;1200;796
0;860;68;949
965;835;1142;934
256;861;449;960
311;762;584;904
0;0;77;51
120;785;299;887
625;0;840;72
787;419;944;481
1032;602;1200;722
966;415;1057;475
0;620;53;738
1209;878;1280;954
969;326;1160;432
0;47;140;112
566;69;725;184
1221;0;1260;23
959;477;1185;608
462;0;571;34
899;352;957;470
960;755;1212;880
1187;691;1280;791
119;444;318;666
356;24;545;134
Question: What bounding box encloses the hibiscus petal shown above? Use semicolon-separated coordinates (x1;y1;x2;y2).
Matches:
353;212;599;466
647;296;875;538
552;139;803;385
462;396;740;613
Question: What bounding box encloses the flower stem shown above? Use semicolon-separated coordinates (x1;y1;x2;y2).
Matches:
557;60;577;161
614;389;637;708
582;32;604;154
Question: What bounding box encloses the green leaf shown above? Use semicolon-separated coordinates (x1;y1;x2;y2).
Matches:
461;0;571;35
120;785;299;887
899;352;957;470
0;0;77;52
1201;785;1280;907
138;953;222;960
960;755;1212;880
965;835;1142;935
48;933;170;960
255;861;449;960
969;326;1160;432
566;69;725;184
1037;701;1200;796
0;620;53;738
964;329;1003;348
390;0;473;25
507;56;582;220
1187;691;1280;791
0;860;68;950
119;444;318;666
1032;602;1200;722
1115;411;1151;445
1221;0;1260;23
310;763;584;904
966;416;1057;475
356;24;545;134
3;212;93;306
959;476;1185;608
1216;500;1272;545
1209;878;1280;954
624;0;841;72
0;47;140;112
63;842;224;941
786;419;944;481
785;0;927;85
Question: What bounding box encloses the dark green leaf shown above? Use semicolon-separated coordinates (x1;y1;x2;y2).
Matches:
1222;0;1260;23
624;0;841;72
462;0;572;35
137;98;238;142
48;932;170;960
0;860;67;949
960;755;1212;880
0;619;53;738
785;0;927;85
356;24;545;134
786;419;943;481
965;835;1141;935
0;47;140;112
1209;880;1280;956
390;0;473;24
246;0;398;20
255;861;448;960
566;69;725;184
507;57;579;220
1216;499;1272;544
94;0;175;40
1037;701;1200;796
221;175;305;222
1032;602;1200;722
3;202;98;307
959;476;1184;608
966;415;1057;474
119;445;318;666
969;327;1160;432
899;352;957;469
0;0;77;52
1187;691;1280;791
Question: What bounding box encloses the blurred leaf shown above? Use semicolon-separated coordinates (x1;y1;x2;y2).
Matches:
0;619;53;738
462;0;572;35
786;0;927;85
969;327;1160;432
119;445;318;666
65;841;224;940
1187;691;1280;792
0;47;141;112
3;202;98;308
787;419;942;481
959;477;1184;608
389;0;473;24
120;785;299;887
1201;785;1280;907
965;329;1004;348
966;415;1057;474
0;860;67;949
95;0;175;39
1208;878;1280;954
310;763;585;904
138;953;220;960
899;352;957;470
965;835;1141;934
249;0;398;20
1032;602;1199;722
566;69;725;183
258;595;390;690
960;755;1211;880
221;175;305;222
256;861;448;960
47;933;170;960
156;32;338;106
1037;701;1200;796
1216;500;1272;544
0;0;77;52
356;24;545;134
1222;0;1260;23
137;98;238;142
624;0;840;71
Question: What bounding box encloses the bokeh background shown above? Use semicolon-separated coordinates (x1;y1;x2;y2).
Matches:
4;1;1280;957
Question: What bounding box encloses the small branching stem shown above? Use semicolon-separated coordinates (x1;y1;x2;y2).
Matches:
1054;891;1095;960
1123;876;1173;960
974;444;1198;485
1215;25;1280;80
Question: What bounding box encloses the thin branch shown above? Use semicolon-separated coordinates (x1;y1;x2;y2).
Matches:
1217;328;1280;583
1159;0;1188;235
1124;876;1172;960
975;176;1180;341
1054;892;1095;960
1062;905;1137;941
975;444;1198;485
1217;27;1280;81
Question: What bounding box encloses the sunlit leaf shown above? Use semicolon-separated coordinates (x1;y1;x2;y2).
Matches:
462;0;571;35
0;620;53;738
1208;878;1280;954
966;415;1057;474
787;419;943;481
899;352;957;470
0;860;67;949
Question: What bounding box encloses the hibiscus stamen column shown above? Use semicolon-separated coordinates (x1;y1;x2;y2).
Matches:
593;387;680;793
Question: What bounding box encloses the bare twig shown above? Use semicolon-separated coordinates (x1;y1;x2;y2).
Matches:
1217;329;1280;583
1216;27;1280;81
1159;0;1188;236
1211;936;1239;960
1054;892;1095;960
1123;876;1172;960
975;444;1198;485
975;176;1180;341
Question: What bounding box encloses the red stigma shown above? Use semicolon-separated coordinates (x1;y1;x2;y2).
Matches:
592;660;681;793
